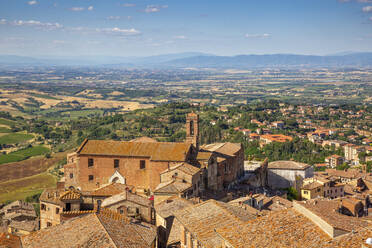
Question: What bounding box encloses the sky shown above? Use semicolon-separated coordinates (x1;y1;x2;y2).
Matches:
0;0;372;57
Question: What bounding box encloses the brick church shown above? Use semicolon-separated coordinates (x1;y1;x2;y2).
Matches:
63;112;244;197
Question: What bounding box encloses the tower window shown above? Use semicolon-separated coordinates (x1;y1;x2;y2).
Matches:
69;173;73;179
89;175;94;181
190;120;194;135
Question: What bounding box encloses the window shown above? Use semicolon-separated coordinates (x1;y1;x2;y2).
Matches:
69;173;73;179
136;208;140;214
89;175;94;181
41;204;46;211
88;158;94;167
56;208;59;214
119;209;124;214
303;191;308;195
47;222;52;227
114;159;119;168
140;160;146;169
190;120;194;135
317;188;321;192
340;188;343;192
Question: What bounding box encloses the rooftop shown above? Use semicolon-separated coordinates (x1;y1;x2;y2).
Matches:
160;162;200;176
154;196;193;219
21;209;156;248
215;208;372;248
89;183;133;197
154;180;192;194
201;142;241;156
174;200;256;248
268;160;311;170
77;139;191;162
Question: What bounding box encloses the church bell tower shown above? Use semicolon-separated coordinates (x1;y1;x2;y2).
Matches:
186;112;199;150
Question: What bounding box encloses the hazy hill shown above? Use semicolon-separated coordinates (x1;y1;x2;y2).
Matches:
1;52;372;68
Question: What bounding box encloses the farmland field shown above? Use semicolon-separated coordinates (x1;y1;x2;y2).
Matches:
0;132;34;144
0;126;11;133
0;118;15;126
0;145;50;165
0;172;57;203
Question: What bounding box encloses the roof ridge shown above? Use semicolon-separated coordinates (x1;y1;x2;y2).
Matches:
94;213;119;248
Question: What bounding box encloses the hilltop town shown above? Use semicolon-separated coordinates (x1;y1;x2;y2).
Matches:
0;101;371;247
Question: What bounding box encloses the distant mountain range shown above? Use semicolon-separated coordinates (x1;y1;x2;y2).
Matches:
1;52;372;68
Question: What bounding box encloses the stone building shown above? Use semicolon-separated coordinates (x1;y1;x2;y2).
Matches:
62;112;244;196
101;189;154;223
268;161;314;191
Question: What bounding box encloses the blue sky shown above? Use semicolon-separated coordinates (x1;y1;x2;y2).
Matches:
0;0;372;57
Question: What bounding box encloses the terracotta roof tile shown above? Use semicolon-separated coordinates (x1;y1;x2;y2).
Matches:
78;139;191;162
201;142;241;156
268;161;311;170
0;233;21;248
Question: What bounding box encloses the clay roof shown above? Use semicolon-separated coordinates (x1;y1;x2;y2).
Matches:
174;200;256;248
130;137;157;143
302;181;323;190
161;162;200;176
201;142;241;156
155;196;193;219
0;233;21;248
9;220;39;232
21;209;156;248
59;190;82;201
89;183;131;197
101;190;151;208
268;161;311;170
196;151;213;161
261;134;293;143
77;139;191;162
154;180;192;194
296;199;368;232
215;208;372;248
39;188;65;206
325;169;363;179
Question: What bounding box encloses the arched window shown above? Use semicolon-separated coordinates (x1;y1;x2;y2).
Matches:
190;120;194;135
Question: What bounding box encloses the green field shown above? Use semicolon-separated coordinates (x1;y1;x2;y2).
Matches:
0;172;57;203
0;145;50;165
0;132;34;145
0;127;11;133
0;118;16;126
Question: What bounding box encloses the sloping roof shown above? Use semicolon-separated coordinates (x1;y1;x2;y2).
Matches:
101;190;151;208
302;181;323;190
268;161;311;170
325;169;363;179
59;190;82;201
130;137;157;143
201;142;241;156
21;210;156;248
89;183;131;197
0;233;21;248
9;220;39;232
261;134;293;143
161;162;200;176
196;151;213;161
154;180;192;194
174;200;256;248
296;199;368;232
215;208;372;248
154;196;193;219
77;139;191;162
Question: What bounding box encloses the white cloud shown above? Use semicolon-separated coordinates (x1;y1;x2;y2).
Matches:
96;27;141;36
122;3;136;7
52;40;66;44
107;16;121;20
144;5;168;13
0;19;6;24
12;20;63;30
174;35;187;39
70;7;85;12
87;6;94;11
358;0;372;2
245;33;271;38
362;6;372;12
28;1;38;5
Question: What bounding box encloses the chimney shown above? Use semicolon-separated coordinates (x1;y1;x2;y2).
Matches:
96;200;102;214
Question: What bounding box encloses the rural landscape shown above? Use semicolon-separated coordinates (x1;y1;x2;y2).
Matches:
2;0;372;247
